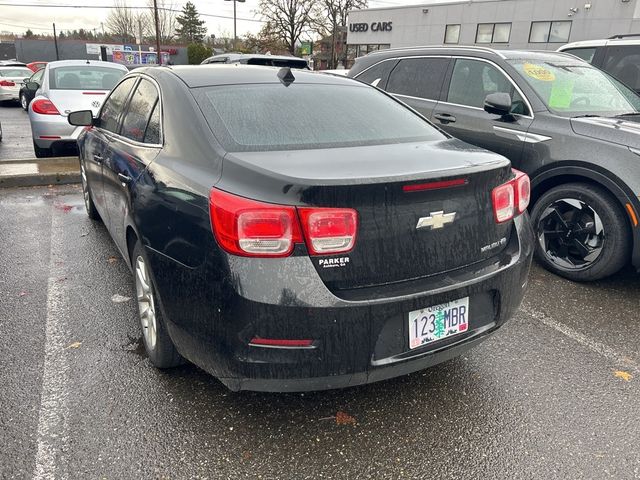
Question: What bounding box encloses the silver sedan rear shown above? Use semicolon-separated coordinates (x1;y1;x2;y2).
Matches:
0;66;32;102
28;60;127;157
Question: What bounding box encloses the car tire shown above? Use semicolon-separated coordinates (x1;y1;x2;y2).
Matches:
80;161;100;221
131;241;183;369
33;141;51;158
530;182;630;281
20;93;28;111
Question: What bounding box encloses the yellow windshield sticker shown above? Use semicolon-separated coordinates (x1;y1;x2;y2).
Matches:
548;80;574;109
523;63;556;82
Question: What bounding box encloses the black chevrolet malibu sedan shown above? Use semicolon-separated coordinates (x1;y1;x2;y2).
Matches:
68;65;533;392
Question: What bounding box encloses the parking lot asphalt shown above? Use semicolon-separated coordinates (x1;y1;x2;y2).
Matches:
0;102;36;161
1;184;639;479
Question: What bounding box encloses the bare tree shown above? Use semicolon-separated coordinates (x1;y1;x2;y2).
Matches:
105;0;136;41
318;0;367;68
257;0;316;55
146;0;178;44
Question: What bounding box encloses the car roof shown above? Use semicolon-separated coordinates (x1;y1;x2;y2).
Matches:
559;37;640;50
46;59;128;70
497;49;584;62
148;64;362;88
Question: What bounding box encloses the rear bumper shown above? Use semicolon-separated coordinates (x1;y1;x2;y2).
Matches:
150;214;534;392
0;91;19;101
29;112;82;148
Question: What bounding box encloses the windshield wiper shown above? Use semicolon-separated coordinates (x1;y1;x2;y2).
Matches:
572;114;602;118
614;112;640;117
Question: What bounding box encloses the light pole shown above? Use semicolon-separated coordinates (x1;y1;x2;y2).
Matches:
224;0;245;51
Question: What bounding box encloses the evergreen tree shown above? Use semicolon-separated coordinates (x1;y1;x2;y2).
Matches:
175;2;207;43
25;29;34;38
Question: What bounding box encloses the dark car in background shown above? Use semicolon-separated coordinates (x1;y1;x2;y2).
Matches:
68;65;533;392
200;53;309;69
350;46;640;281
19;67;44;110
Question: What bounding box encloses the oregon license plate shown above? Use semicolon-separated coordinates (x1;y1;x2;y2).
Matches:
408;297;469;349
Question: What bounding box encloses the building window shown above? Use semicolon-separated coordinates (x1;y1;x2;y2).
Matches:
475;23;511;44
354;44;391;57
444;24;461;44
529;21;572;43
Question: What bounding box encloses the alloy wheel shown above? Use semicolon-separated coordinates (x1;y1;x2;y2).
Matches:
135;255;157;350
20;94;27;110
80;163;90;213
537;198;604;271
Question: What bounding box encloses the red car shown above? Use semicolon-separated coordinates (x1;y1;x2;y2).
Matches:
27;61;47;73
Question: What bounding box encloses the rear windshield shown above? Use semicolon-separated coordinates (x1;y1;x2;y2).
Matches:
245;58;309;69
49;66;125;90
193;83;444;152
0;68;32;77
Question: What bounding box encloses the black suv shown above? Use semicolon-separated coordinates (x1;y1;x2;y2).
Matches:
349;46;640;281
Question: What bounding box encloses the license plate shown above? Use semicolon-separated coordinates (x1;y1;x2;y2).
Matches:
408;297;469;349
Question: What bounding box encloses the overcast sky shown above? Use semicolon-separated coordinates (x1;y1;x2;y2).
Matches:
0;0;455;40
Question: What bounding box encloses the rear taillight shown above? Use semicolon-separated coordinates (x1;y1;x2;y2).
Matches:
0;80;15;87
209;188;359;258
31;99;60;115
298;208;357;255
210;188;301;257
491;169;530;223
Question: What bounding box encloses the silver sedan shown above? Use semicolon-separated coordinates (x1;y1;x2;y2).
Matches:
28;59;127;158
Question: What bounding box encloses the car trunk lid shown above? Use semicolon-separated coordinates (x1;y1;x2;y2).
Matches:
47;89;108;117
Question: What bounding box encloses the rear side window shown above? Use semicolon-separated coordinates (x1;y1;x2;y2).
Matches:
31;68;45;85
98;77;136;133
447;59;529;114
386;57;449;100
562;47;597;63
144;103;161;144
121;79;159;143
355;60;396;87
603;45;640;93
193;83;444;152
49;66;125;90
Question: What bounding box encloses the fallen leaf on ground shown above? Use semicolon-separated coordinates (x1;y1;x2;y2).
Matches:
80;232;88;237
614;370;633;382
18;291;28;297
335;411;357;426
107;256;118;264
111;294;132;303
66;341;82;349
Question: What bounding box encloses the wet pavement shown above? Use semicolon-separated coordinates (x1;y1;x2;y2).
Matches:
1;184;639;479
0;102;35;161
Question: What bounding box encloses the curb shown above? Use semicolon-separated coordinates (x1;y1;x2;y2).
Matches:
0;157;80;188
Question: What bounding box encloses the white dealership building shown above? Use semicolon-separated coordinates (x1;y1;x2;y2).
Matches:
346;0;640;59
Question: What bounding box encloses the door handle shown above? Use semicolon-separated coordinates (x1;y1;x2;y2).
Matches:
93;154;103;164
118;173;132;185
434;113;456;124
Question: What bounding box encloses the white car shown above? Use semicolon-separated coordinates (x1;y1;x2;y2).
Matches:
0;65;33;103
28;59;127;158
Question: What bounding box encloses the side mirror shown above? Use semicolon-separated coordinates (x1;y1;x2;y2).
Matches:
68;110;94;127
484;92;512;116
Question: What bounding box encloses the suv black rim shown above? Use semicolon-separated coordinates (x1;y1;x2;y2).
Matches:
537;198;604;271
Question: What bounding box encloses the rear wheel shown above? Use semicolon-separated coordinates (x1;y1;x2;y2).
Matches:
530;183;630;281
20;93;28;111
33;141;51;158
80;161;100;221
132;241;183;368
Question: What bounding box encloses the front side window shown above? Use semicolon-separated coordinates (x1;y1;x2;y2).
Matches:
509;58;640;116
444;24;461;44
31;69;45;85
120;79;159;143
98;77;136;133
386;57;449;100
476;23;511;43
193;83;445;152
530;21;572;43
49;66;125;90
447;59;529;115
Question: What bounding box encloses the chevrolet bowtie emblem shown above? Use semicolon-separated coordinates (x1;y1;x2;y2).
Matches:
416;211;456;230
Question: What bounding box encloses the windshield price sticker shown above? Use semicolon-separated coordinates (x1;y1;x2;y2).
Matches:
408;297;469;349
523;63;556;82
